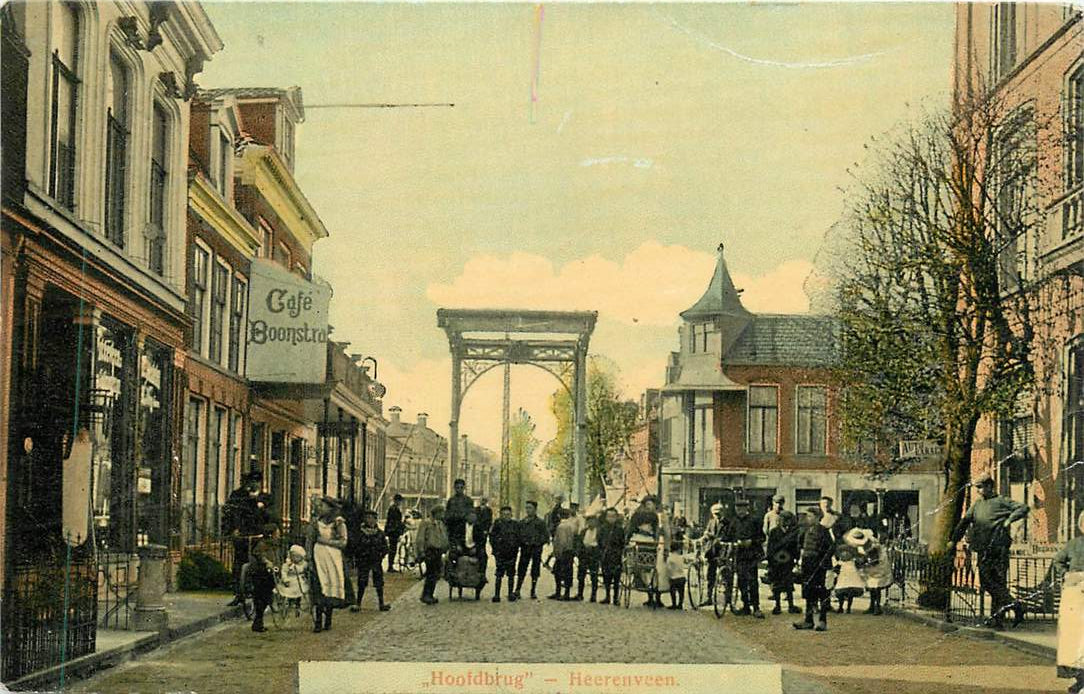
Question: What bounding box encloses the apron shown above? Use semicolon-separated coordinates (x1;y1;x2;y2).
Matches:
1058;572;1084;673
834;559;865;594
313;519;347;605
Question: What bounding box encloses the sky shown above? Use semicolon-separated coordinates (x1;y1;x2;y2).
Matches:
199;1;956;454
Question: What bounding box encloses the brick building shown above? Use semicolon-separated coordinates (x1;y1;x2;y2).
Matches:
958;4;1084;543
659;245;943;539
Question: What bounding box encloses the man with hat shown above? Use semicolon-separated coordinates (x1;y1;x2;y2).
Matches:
445;478;474;548
763;494;795;544
724;497;766;618
223;470;270;606
700;502;732;607
948;471;1029;629
385;494;406;573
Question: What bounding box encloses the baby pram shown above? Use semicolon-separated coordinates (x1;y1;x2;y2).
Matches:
444;549;487;600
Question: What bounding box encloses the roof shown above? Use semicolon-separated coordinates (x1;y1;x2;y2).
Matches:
199;86;305;121
680;243;752;321
725;314;841;367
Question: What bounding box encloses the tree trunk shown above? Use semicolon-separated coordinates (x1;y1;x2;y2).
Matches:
918;414;978;611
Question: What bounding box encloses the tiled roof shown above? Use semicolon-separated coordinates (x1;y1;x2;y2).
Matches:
680;243;751;321
725;314;840;366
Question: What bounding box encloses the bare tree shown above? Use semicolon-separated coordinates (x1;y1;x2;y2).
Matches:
814;88;1046;578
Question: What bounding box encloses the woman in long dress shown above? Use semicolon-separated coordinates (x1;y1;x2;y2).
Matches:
1055;511;1084;694
306;496;349;633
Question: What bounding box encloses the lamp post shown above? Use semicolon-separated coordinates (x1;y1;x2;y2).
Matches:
361;356;378;382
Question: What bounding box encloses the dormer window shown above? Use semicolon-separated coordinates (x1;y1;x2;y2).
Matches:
689;323;710;353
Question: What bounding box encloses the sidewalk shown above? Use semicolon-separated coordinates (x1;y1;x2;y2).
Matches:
8;592;241;692
885;603;1057;660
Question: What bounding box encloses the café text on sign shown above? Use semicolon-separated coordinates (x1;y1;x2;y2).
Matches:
898;439;943;460
246;258;331;384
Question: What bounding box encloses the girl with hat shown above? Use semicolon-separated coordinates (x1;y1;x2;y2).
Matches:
1055;511;1084;694
832;542;865;614
848;527;892;615
306;495;349;632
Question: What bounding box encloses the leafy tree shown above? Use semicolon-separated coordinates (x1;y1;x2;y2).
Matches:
813;88;1044;587
542;356;639;497
506;407;540;513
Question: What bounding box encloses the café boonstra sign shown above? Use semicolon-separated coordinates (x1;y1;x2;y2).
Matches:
246;258;331;384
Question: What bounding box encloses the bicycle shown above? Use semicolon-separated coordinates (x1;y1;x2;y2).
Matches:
711;541;739;619
235;534;265;621
685;539;707;610
395;532;422;578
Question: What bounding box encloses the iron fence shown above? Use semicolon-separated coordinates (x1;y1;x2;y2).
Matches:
1;554;98;683
97;552;138;630
887;543;1062;625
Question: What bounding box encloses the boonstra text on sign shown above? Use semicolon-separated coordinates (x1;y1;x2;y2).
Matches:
246;258;332;384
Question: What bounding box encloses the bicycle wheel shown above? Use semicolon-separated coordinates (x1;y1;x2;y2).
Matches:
687;562;704;609
240;564;255;620
713;566;728;619
621;560;633;608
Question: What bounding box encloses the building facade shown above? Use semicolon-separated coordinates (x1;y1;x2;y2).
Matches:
621;390;659;503
659;246;943;540
381;408;449;515
1;0;221;562
957;4;1084;543
180;91;257;547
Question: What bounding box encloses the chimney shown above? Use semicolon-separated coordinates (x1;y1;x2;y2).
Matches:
389;406;401;426
417;412;428;429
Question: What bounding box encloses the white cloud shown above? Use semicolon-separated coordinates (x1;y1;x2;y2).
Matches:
732;259;814;314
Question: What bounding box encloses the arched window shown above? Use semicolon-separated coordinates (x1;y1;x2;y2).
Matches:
148;102;169;274
104;49;129;247
49;1;79;209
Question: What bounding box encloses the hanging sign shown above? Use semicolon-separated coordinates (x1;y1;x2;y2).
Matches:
246;258;331;383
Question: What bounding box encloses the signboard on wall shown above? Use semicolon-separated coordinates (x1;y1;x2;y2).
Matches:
246;258;331;383
898;439;943;459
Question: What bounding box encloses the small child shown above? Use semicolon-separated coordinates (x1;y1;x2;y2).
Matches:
277;544;309;607
667;539;687;610
833;543;864;614
248;523;281;632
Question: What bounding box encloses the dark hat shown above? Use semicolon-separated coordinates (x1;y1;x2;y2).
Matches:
246;470;263;483
393;493;404;501
974;472;995;487
735;498;751;507
320;495;341;508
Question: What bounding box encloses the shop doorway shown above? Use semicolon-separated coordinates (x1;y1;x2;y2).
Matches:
881;490;920;542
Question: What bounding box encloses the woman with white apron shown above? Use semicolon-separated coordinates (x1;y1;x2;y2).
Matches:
1055;511;1084;694
306;496;349;633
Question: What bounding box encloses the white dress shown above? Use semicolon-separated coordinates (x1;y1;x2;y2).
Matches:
313;518;347;603
1059;572;1084;673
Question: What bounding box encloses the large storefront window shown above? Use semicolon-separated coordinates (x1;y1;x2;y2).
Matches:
137;343;170;546
183;398;202;543
205;407;225;537
90;320;134;552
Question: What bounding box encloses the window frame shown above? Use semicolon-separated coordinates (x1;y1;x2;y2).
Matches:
228;275;247;373
49;3;80;210
191;241;212;355
795;384;828;456
208;258;231;365
147;101;170;275
1067;63;1084;191
746;384;779;455
104;49;131;248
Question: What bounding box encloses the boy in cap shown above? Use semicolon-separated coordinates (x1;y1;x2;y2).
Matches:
724;498;766;618
701;502;731;607
385;494;406;573
489;505;520;602
597;507;625;605
549;508;578;600
515;500;549;600
794;506;836;631
575;514;602;602
351;510;391;612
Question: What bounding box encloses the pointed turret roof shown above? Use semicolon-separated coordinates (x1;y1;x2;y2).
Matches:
680;243;751;321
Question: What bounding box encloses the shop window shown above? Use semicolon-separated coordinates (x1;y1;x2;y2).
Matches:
137;344;169;546
183;397;202;543
795;488;822;518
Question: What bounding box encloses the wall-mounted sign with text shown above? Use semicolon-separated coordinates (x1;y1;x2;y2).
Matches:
246;258;331;383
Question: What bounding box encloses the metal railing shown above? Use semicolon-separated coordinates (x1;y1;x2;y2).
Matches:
887;543;1062;625
97;552;139;630
1;555;98;683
